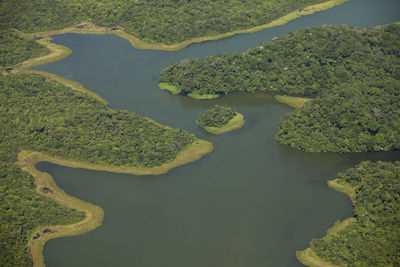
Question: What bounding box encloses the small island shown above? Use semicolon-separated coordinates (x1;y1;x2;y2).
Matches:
196;105;244;135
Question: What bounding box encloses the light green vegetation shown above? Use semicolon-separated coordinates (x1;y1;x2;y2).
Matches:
20;141;213;177
18;151;104;267
203;113;245;135
0;71;213;266
158;82;181;95
327;179;355;199
196;105;245;134
0;0;348;54
299;161;400;266
274;95;311;108
162;23;400;153
188;92;220;100
0;145;86;266
297;248;342;267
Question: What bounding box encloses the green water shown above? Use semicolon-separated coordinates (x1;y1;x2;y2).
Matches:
34;0;400;266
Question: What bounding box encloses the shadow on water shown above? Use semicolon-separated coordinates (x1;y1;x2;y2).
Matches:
33;0;400;266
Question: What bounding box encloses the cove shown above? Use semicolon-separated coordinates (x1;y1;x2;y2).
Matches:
33;0;400;266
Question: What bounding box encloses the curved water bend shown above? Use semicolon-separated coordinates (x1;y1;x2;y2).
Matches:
34;0;400;266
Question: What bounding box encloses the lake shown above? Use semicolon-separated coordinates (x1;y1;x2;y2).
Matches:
34;0;400;266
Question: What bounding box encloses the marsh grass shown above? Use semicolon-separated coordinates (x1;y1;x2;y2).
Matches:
203;113;245;135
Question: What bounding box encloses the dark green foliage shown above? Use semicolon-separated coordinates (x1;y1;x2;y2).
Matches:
162;23;400;153
0;0;325;44
196;105;236;128
0;30;49;68
1;73;196;168
0;145;85;266
310;161;400;266
160;24;400;97
0;72;198;266
275;79;400;152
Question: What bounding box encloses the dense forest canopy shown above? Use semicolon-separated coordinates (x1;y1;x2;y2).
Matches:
161;23;400;153
0;0;326;45
309;161;400;266
160;24;400;97
196;105;236;128
1;73;197;168
0;30;50;68
0;144;85;266
0;72;200;266
276;78;400;152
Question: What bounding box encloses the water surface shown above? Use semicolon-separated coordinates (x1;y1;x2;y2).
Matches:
34;0;400;266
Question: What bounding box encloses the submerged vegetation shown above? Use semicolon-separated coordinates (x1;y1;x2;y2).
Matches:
196;105;244;135
299;161;400;267
161;23;400;153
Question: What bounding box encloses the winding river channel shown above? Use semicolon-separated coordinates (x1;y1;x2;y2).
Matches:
34;0;400;266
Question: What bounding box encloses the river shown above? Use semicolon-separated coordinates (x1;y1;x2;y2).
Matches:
34;0;400;266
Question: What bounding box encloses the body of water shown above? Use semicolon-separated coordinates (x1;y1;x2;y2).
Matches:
34;0;400;266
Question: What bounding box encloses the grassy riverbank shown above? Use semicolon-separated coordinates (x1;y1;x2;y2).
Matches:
18;151;104;267
296;179;355;267
21;140;213;176
274;95;311;109
298;161;400;266
123;0;351;51
12;0;350;53
203;113;245;135
4;35;108;105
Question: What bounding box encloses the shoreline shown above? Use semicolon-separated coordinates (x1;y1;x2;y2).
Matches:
21;140;213;177
202;113;245;135
274;95;312;109
26;0;350;52
18;151;105;267
296;179;355;267
20;139;212;266
6;37;109;105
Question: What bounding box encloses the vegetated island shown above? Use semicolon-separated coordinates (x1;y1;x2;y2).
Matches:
297;161;400;267
160;23;400;153
0;0;350;53
196;105;245;135
0;71;212;266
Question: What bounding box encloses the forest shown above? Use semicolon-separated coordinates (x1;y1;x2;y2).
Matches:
0;72;200;265
0;0;325;46
196;105;236;128
308;161;400;266
1;73;197;168
161;23;400;152
0;143;85;266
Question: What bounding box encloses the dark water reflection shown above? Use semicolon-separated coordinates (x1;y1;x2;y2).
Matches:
34;0;400;266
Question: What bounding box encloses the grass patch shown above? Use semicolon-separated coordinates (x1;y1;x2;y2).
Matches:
328;179;356;200
296;218;356;267
20;0;349;53
296;180;356;267
158;82;181;95
274;95;312;108
18;151;104;267
203;112;245;135
296;248;342;267
7;37;71;73
20;140;213;176
18;139;212;266
28;70;108;105
188;92;220;99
